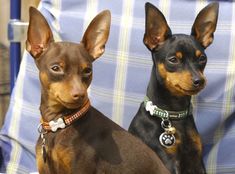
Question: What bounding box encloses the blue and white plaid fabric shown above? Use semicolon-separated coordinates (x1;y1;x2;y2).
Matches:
0;0;235;173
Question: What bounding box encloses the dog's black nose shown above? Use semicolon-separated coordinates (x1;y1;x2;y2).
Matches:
193;78;204;87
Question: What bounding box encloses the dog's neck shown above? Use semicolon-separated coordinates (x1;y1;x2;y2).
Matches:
146;66;191;112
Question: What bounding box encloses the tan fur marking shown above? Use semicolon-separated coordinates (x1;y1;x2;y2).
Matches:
158;64;196;96
189;130;203;155
39;72;49;88
165;133;181;155
195;50;202;57
52;146;72;172
176;51;183;59
59;61;65;68
80;63;90;70
158;63;167;79
50;82;73;103
48;80;88;112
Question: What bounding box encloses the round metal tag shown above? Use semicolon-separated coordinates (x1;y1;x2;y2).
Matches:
159;132;176;148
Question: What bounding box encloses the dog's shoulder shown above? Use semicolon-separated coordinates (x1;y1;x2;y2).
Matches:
129;102;157;134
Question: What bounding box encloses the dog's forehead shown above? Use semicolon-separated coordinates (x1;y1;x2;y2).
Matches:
170;34;203;52
44;42;92;65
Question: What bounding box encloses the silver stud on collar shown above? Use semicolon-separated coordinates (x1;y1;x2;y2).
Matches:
49;118;66;132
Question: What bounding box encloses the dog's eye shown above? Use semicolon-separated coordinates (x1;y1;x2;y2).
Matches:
51;65;62;73
167;56;180;64
82;67;92;77
198;55;207;64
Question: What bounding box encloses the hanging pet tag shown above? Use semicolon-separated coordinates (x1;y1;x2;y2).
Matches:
40;133;47;163
159;119;176;148
159;132;176;148
42;144;47;163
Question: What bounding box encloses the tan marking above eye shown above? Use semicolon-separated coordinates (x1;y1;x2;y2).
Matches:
175;51;183;59
59;62;65;68
195;50;202;57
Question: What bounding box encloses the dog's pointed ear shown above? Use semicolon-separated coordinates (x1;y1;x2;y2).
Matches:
81;10;111;60
191;3;219;48
26;7;54;59
143;2;172;51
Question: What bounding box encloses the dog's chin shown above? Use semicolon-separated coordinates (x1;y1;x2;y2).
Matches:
57;98;85;109
173;84;204;96
165;78;206;97
62;102;82;109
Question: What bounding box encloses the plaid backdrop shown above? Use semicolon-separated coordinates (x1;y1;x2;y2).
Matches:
0;0;235;173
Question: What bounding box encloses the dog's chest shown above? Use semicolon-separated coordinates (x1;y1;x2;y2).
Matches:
36;127;97;173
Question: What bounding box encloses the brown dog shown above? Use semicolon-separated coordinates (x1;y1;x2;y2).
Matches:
26;7;170;174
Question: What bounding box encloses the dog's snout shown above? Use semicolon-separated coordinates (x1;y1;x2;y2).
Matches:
192;78;204;88
69;75;87;100
71;93;81;100
71;88;85;101
191;69;205;88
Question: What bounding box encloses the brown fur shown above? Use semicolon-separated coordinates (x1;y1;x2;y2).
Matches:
27;7;170;174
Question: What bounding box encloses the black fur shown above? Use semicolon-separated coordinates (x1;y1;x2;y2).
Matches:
129;2;219;174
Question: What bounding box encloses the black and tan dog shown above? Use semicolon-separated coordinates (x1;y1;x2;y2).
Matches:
26;7;170;174
129;2;219;174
